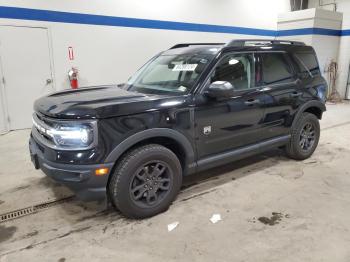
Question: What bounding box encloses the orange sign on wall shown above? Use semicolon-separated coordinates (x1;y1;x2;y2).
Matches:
68;46;74;60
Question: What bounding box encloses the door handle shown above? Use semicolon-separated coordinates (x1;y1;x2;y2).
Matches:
46;79;53;85
258;86;272;92
290;92;302;97
244;99;260;106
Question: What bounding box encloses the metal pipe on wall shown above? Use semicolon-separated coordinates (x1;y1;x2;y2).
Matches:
290;0;308;11
346;63;350;100
318;0;337;11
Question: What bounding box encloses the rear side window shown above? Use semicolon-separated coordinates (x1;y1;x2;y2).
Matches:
261;53;294;85
294;52;320;78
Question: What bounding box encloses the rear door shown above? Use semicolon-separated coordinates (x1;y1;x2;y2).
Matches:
258;52;301;141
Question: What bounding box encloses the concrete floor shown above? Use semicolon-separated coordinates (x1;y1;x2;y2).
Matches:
1;102;350;262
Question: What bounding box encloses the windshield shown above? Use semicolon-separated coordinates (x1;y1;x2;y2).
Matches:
126;53;215;95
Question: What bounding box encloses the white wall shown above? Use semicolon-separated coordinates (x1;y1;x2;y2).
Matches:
0;0;291;90
309;0;350;99
0;0;347;132
0;0;290;29
0;48;8;133
278;8;342;87
0;0;292;132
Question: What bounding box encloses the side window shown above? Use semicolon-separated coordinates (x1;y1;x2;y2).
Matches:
294;52;320;78
211;53;255;90
261;53;294;85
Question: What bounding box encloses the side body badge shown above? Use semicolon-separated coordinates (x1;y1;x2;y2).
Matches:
203;126;211;135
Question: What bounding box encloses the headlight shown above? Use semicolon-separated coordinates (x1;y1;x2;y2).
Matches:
47;123;95;148
32;113;97;150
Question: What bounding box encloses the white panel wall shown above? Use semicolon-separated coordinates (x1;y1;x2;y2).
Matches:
337;36;350;99
0;0;291;90
309;0;350;99
0;0;290;29
0;0;291;132
277;8;342;94
335;0;350;100
0;53;9;134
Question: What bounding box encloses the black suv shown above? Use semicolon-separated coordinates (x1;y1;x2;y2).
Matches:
29;39;327;218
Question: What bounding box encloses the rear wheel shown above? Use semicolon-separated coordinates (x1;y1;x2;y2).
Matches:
108;144;182;218
285;112;320;160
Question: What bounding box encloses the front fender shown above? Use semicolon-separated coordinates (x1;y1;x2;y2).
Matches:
104;128;196;175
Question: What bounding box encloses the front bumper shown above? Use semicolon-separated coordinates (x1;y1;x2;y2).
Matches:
29;136;114;201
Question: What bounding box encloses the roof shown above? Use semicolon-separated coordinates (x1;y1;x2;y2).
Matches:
162;44;224;56
162;39;314;56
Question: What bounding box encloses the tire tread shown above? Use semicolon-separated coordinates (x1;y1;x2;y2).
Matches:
285;112;320;160
108;144;182;218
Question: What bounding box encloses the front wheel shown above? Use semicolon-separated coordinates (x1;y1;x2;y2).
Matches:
108;144;182;219
285;112;320;160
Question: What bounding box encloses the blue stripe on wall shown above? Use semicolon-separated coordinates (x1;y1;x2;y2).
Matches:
341;29;350;36
277;27;341;36
0;6;276;36
0;6;348;37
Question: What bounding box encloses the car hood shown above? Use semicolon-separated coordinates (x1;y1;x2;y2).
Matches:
34;85;187;119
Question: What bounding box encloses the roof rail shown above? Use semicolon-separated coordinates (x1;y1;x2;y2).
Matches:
170;43;225;49
226;39;306;47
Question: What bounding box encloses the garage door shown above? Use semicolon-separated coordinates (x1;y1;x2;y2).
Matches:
0;26;54;130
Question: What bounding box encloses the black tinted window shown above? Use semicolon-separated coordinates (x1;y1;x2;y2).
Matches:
211;53;255;90
294;52;320;78
261;53;293;85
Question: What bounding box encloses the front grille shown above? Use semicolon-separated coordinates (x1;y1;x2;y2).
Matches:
36;112;44;121
35;112;55;128
36;140;45;154
32;112;55;145
40;130;53;143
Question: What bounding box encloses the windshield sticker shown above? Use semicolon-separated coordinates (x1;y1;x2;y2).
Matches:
172;64;198;71
178;86;187;92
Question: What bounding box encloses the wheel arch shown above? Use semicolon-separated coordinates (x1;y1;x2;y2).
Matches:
292;100;326;127
104;128;196;176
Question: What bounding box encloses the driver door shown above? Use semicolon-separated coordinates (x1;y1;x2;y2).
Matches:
194;52;266;160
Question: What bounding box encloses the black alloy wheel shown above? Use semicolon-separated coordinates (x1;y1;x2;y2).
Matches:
299;122;316;151
285;112;320;160
108;144;182;218
130;161;172;208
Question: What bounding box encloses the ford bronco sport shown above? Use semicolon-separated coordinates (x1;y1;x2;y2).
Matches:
29;39;327;218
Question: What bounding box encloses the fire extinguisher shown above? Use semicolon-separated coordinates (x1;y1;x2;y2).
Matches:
68;67;78;89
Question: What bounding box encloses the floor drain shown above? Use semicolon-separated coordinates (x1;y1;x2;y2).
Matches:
1;207;34;222
0;196;75;223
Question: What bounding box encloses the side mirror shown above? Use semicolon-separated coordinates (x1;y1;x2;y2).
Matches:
205;81;235;98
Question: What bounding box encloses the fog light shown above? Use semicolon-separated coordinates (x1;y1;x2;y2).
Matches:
95;167;109;176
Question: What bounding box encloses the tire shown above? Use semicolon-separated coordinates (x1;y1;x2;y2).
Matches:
285;112;320;160
108;144;182;219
